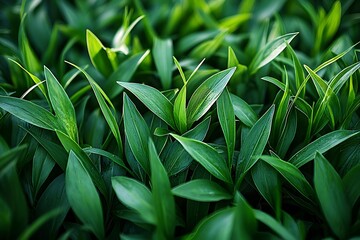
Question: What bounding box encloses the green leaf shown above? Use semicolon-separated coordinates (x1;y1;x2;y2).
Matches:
286;42;305;96
8;58;47;98
249;32;298;74
324;1;341;42
0;161;28;239
329;62;360;94
18;209;61;240
0;145;27;171
32;146;55;197
119;82;176;129
67;61;123;153
66;151;104;239
149;139;175;239
289;130;360;167
56;130;107;196
236;105;275;179
343;164;360;208
230;93;258;127
187;67;236;127
170;134;232;183
260;156;315;202
172;179;232;202
45;66;78;142
217;88;236;166
261;76;286;92
0;96;59;131
86;29;113;77
123;93;151;175
173;85;187;133
35;174;70;239
254;210;296;240
112;176;155;224
163;117;211;175
314;152;350;239
106;50;150;98
251;161;281;218
153;37;173;89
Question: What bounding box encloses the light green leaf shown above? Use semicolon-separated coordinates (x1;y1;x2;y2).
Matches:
174;85;187;133
329;62;360;94
289;130;359;167
123;93;151;175
261;76;286;92
314;152;350;239
45;66;78;142
112;176;155;224
249;32;298;74
187;67;236;127
118;82;176;129
0;96;59;131
172;179;232;202
153;37;173;89
324;1;341;42
66;151;104;239
149;139;175;239
86;29;113;77
236;105;275;179
230;93;258;127
260;156;315;202
170;134;232;183
217;88;236;166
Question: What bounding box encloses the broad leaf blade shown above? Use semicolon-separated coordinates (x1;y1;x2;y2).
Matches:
0;96;59;130
236;105;275;178
170;134;232;183
119;82;176;129
66;151;104;239
153;37;173;89
45;66;78;142
112;176;155;224
314;152;350;239
187;67;236;126
343;164;360;208
172;179;232;202
230;93;258;127
123;93;151;175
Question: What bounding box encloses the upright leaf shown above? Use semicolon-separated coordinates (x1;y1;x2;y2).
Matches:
119;82;176;129
149;139;175;239
343;164;360;208
173;85;187;133
217;88;236;166
170;134;232;183
67;62;123;153
45;66;78;142
123;94;151;175
32;146;55;197
65;151;104;239
153;37;173;89
187;67;236;126
236;105;275;179
314;152;350;239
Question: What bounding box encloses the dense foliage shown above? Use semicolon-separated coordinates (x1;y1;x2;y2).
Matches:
0;0;360;239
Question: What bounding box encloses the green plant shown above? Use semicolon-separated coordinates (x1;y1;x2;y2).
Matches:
0;0;359;239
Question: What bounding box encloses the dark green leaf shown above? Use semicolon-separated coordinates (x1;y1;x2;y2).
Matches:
66;151;104;239
314;152;350;239
343;164;360;208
